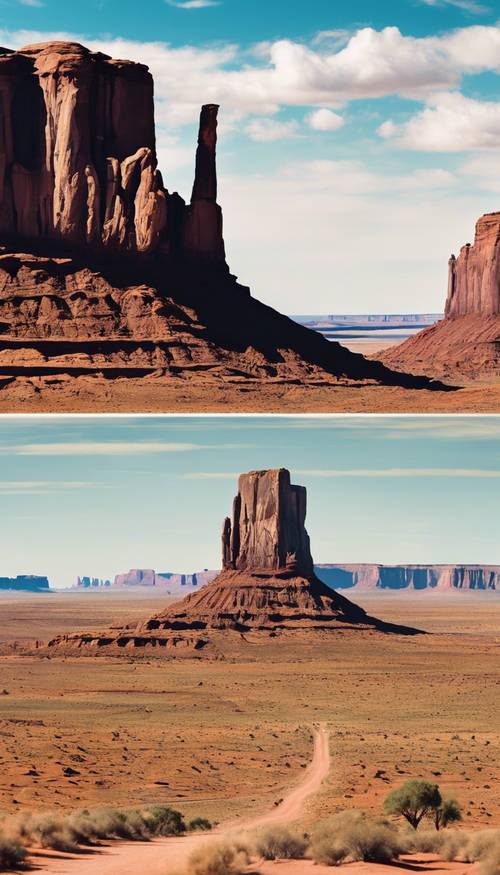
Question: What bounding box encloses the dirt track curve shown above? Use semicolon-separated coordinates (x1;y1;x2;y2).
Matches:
30;724;330;875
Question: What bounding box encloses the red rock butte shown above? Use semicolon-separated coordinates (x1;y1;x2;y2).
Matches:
0;40;445;401
47;468;420;656
382;212;500;380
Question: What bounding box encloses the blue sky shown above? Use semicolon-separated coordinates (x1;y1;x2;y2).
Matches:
0;415;498;588
2;0;500;313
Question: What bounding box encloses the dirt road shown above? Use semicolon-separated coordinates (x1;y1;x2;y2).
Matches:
30;724;330;875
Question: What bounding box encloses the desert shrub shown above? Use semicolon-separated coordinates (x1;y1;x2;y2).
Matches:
13;812;80;852
186;840;249;875
384;780;442;830
433;798;462;831
403;828;444;854
465;831;500;864
439;831;470;862
479;838;500;875
310;810;402;865
188;818;212;833
143;805;186;837
0;832;27;869
253;825;308;860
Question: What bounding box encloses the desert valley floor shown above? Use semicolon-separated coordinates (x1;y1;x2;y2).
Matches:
0;590;499;832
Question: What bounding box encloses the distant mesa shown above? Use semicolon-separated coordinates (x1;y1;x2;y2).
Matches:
75;569;218;591
0;40;446;404
382;212;500;380
0;575;49;592
47;468;421;656
315;564;500;593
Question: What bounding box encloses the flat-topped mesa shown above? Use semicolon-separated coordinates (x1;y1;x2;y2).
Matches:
222;468;314;576
446;213;500;317
0;41;225;263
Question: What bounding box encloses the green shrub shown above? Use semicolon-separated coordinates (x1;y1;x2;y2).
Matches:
0;832;27;869
143;805;186;837
253;825;308;860
188;818;212;833
310;810;402;865
384;780;442;830
186;840;249;875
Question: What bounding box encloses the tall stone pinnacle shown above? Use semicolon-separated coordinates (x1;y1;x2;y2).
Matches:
221;468;314;576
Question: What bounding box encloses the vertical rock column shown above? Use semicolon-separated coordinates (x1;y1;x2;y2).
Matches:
221;468;314;575
183;104;226;263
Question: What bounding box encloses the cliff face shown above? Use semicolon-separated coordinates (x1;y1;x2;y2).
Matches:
222;468;313;575
111;568;217;589
380;212;500;380
446;214;500;317
315;564;500;592
0;42;224;262
0;575;49;591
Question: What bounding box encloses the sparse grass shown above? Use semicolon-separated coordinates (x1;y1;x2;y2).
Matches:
310;810;403;865
185;840;249;875
252;824;308;860
0;832;27;870
1;803;189;855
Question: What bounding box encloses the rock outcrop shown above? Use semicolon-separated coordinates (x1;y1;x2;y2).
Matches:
0;42;223;262
315;564;500;592
111;568;217;590
381;213;500;380
0;40;446;406
47;469;420;656
0;574;49;591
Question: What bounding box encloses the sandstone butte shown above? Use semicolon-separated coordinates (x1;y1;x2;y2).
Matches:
47;468;420;657
0;40;445;403
382;212;500;380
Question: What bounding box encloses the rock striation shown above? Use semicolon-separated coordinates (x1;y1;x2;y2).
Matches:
0;574;49;591
47;469;420;656
0;40;445;405
382;212;500;379
315;564;500;592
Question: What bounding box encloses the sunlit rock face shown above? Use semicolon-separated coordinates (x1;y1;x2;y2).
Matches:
0;42;225;262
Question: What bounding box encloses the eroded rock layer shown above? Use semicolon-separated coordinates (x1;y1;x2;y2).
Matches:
382;213;500;379
47;469;419;656
0;40;445;401
315;564;500;592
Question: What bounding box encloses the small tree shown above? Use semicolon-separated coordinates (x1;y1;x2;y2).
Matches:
384;780;442;830
433;797;462;831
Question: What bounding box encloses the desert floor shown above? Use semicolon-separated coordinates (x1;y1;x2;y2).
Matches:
0;376;498;413
0;590;499;836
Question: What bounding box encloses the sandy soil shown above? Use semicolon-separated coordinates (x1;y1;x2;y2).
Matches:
0;593;499;833
0;375;498;412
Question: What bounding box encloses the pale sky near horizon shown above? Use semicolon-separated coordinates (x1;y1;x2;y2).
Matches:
2;0;500;312
0;415;498;589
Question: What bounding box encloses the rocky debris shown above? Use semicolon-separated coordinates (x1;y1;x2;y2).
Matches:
46;469;420;657
0;40;447;401
315;564;500;592
0;575;49;592
381;212;500;379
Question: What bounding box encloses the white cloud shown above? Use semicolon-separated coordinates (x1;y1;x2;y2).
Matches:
2;25;500;126
419;0;490;14
293;468;500;478
0;481;100;494
245;117;298;142
13;442;203;455
18;0;45;7
166;0;220;7
183;468;500;479
460;151;500;190
307;108;345;131
379;91;500;151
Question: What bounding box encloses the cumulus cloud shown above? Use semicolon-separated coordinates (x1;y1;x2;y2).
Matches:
307;108;345;131
1;24;500;127
245;117;298;141
379;91;500;151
